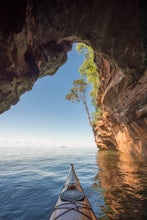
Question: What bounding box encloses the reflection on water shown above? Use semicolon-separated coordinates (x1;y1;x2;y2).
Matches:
96;150;147;220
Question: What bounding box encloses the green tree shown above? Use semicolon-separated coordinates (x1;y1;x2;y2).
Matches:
76;43;100;108
66;43;101;126
65;79;92;125
76;43;101;123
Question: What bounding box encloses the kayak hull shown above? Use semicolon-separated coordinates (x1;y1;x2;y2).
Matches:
49;164;97;220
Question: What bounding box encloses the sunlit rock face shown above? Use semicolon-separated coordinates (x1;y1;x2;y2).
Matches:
94;55;147;156
0;0;146;156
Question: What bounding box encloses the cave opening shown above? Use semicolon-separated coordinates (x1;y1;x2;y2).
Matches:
0;43;96;149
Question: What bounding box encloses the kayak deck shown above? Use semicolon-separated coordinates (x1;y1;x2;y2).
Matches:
49;164;97;220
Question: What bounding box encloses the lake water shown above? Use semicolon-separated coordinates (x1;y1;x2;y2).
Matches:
0;146;147;220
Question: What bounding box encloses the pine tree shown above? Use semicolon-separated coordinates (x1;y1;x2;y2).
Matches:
65;79;92;125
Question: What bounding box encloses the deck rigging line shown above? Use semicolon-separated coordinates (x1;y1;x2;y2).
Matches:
52;201;94;220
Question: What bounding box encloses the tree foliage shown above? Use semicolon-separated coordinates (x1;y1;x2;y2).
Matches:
76;43;100;108
65;79;92;125
65;79;87;102
65;43;101;126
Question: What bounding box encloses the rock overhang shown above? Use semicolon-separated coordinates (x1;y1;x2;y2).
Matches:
0;0;146;156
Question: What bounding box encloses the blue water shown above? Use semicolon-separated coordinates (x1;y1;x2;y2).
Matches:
0;146;104;220
0;146;147;220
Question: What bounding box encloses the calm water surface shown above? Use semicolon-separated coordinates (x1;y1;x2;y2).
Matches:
97;150;147;220
0;146;147;220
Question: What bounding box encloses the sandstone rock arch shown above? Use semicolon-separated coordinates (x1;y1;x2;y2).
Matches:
0;0;146;156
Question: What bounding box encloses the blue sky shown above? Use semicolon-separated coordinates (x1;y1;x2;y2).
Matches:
0;44;96;148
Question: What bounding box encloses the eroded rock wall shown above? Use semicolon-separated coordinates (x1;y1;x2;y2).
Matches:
94;54;147;156
0;0;146;156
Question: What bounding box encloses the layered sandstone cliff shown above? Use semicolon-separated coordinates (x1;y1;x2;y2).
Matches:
0;0;146;156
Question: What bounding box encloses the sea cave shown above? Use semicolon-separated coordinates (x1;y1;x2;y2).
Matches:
0;0;146;156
